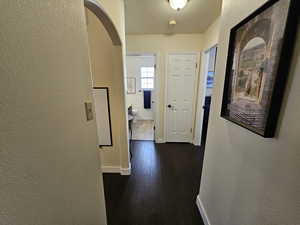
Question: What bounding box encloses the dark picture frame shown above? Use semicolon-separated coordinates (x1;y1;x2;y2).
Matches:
221;0;300;138
93;87;113;147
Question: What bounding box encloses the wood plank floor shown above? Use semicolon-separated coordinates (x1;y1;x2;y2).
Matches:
103;141;205;225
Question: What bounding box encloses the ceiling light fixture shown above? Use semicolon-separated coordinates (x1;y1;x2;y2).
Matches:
168;0;188;11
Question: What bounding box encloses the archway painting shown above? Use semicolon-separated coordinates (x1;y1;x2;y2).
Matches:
221;0;300;137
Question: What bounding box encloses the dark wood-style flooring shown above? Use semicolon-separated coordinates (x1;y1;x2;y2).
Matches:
103;141;205;225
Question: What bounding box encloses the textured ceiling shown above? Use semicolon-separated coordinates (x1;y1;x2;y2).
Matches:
125;0;222;34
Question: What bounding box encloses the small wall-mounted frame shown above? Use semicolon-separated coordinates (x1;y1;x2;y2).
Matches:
93;87;113;147
126;77;136;94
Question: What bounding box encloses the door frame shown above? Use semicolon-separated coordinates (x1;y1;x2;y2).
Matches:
164;51;201;143
126;52;161;143
193;45;218;146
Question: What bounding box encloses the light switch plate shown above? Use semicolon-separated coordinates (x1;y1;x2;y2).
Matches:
84;102;94;121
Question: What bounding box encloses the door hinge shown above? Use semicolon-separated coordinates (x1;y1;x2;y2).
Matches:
196;63;198;68
190;128;193;133
154;64;157;69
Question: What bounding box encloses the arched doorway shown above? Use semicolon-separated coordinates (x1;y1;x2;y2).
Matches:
84;0;130;176
84;0;121;46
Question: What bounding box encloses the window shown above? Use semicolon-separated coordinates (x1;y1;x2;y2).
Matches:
141;67;154;89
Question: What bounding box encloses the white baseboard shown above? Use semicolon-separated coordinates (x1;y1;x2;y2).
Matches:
193;139;201;146
101;166;120;173
155;137;165;143
120;163;131;175
101;163;131;176
196;195;211;225
193;137;201;146
134;118;154;121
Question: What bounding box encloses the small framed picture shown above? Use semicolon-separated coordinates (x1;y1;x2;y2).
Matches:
127;77;136;94
221;0;299;137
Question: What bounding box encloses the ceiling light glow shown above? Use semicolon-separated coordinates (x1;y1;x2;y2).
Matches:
169;0;188;11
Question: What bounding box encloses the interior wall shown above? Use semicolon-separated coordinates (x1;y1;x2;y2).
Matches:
126;34;203;142
97;0;126;44
96;0;130;172
86;8;130;171
0;0;107;224
126;55;155;120
202;17;221;51
199;0;300;225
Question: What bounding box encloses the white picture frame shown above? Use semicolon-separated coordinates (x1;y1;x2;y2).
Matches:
127;77;136;94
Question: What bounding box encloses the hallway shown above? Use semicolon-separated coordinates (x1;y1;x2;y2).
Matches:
103;141;205;225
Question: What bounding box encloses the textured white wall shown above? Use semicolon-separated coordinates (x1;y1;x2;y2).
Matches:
98;0;126;44
202;17;220;52
199;0;300;225
0;0;110;224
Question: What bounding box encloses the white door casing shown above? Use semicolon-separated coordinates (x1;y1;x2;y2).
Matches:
194;45;218;146
194;51;210;146
166;53;198;142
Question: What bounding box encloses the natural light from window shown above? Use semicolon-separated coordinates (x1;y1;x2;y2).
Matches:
141;67;154;89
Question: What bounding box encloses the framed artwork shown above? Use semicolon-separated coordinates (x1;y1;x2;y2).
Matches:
221;0;300;137
93;87;113;147
127;77;136;94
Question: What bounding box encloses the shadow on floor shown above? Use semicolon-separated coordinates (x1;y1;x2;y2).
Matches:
103;141;205;225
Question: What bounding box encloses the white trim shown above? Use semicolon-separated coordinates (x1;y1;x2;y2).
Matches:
167;51;201;55
134;118;154;121
204;44;218;54
155;137;165;144
164;52;201;143
120;165;131;175
194;51;209;146
196;195;211;225
154;53;161;143
194;44;218;146
127;52;156;57
192;52;202;143
163;53;168;143
101;164;131;176
192;139;200;146
101;166;120;173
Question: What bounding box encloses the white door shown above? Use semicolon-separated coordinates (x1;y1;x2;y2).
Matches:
166;53;198;142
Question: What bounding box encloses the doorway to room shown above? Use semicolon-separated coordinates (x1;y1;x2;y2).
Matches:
126;54;157;141
200;46;217;148
165;53;199;143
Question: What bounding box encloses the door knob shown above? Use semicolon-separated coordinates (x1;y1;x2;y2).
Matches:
167;104;172;108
